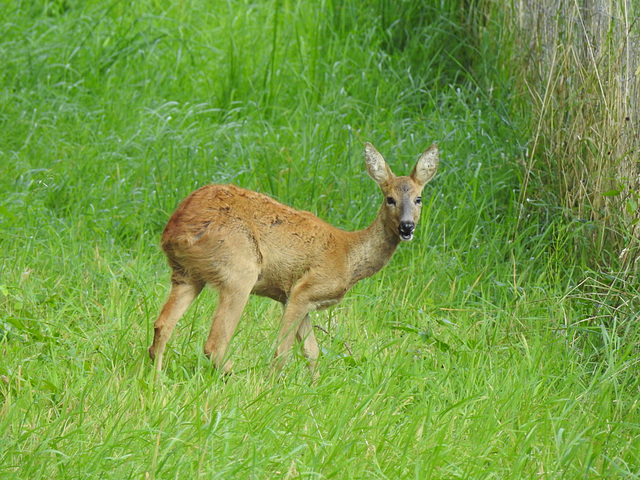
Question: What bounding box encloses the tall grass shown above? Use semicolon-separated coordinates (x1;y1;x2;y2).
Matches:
1;1;639;478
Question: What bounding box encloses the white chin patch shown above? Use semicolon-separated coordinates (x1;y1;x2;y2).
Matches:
400;233;414;241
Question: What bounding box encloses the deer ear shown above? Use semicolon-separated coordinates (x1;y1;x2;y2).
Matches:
411;144;438;186
364;143;394;185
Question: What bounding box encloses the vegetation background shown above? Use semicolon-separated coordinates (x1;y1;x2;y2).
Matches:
1;0;638;478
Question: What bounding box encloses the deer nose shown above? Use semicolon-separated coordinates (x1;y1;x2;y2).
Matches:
398;221;415;241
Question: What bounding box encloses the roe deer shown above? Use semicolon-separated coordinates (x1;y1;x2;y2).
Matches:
148;142;439;377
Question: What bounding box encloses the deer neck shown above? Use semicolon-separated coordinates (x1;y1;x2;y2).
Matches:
347;207;401;286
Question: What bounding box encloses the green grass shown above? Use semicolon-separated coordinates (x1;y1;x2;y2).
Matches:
1;1;639;478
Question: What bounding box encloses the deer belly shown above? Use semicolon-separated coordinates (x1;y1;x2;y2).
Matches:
313;296;344;311
251;278;288;304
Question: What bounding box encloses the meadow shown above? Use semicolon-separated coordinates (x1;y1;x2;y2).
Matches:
1;1;639;478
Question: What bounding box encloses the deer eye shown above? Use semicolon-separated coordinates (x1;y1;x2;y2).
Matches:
386;197;396;206
415;197;422;205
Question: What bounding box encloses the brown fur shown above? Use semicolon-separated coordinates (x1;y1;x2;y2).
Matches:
148;143;439;378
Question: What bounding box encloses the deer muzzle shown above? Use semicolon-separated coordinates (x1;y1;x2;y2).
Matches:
398;221;415;241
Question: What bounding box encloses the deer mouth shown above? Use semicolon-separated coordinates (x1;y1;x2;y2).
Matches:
399;232;414;241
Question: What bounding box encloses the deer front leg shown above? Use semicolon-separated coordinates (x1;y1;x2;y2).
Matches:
296;314;320;381
273;271;342;377
273;300;311;373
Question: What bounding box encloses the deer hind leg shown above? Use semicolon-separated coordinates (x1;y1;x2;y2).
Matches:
203;270;258;374
149;281;204;371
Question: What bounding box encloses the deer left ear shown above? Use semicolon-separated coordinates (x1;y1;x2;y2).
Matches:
364;143;395;185
411;144;439;186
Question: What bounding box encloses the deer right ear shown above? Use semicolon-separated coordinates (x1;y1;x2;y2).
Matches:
411;143;439;186
364;143;394;185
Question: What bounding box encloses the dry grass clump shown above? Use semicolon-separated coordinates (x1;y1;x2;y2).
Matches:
496;0;639;266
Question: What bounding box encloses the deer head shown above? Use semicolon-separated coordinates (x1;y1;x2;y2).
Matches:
364;142;439;241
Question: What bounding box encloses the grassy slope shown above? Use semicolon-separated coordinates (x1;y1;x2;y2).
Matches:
1;1;638;478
